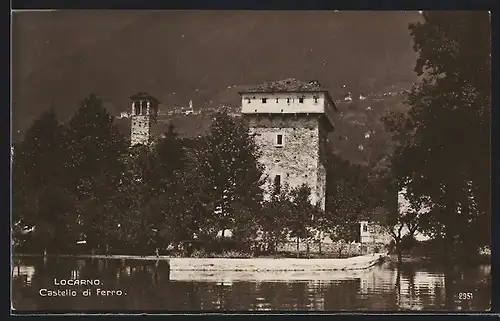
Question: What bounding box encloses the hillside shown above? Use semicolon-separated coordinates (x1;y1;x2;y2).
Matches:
12;10;421;144
114;87;409;165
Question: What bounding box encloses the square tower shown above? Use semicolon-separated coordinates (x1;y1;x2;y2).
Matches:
129;92;160;146
239;78;337;210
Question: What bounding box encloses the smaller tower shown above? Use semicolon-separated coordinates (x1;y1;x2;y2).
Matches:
129;92;160;146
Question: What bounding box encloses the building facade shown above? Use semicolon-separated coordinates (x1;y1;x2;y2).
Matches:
129;92;160;146
239;78;337;210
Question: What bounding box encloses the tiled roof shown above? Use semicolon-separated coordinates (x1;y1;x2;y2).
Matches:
129;92;161;104
245;78;326;93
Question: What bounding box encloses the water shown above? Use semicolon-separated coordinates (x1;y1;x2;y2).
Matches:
11;257;491;312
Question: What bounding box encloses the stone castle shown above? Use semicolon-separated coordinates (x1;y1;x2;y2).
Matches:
129;78;338;210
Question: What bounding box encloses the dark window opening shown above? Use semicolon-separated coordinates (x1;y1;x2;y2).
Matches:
276;98;279;103
262;98;267;103
276;134;283;146
247;98;251;104
134;102;140;115
141;100;148;112
314;97;318;104
299;97;304;103
287;98;291;104
363;224;368;232
274;175;281;194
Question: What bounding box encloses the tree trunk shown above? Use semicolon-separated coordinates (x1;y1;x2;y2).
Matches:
306;229;310;258
395;264;402;306
338;243;343;258
296;237;300;258
393;239;402;264
397;246;403;265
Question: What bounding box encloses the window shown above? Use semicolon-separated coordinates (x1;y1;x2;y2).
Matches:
134;102;140;115
276;134;283;146
287;98;290;104
363;224;368;232
299;97;304;103
276;98;279;103
274;175;281;194
262;98;267;103
313;97;318;104
247;98;251;104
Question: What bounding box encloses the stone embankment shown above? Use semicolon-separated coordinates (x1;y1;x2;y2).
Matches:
168;253;386;272
15;253;386;272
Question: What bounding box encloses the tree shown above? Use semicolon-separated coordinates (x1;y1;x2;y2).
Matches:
323;154;369;257
63;94;127;192
287;184;319;258
258;183;291;254
62;94;127;252
198;111;265;243
114;144;161;253
12;109;76;254
387;12;491;261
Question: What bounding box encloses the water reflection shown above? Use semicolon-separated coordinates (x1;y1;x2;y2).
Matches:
12;257;491;311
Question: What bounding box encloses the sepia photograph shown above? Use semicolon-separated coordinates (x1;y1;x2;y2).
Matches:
11;10;491;312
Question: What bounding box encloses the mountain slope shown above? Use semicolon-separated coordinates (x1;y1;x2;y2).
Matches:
12;10;421;142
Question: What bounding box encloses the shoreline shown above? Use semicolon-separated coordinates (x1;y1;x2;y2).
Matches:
13;253;387;272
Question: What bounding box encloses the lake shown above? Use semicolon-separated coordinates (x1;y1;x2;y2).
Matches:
11;256;491;312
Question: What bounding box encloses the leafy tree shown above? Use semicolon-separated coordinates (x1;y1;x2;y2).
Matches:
386;12;490;261
114;144;160;253
151;129;214;251
198;111;265;243
63;94;126;192
12;109;76;254
287;184;319;258
155;123;187;185
258;183;292;254
61;94;127;252
323;154;369;257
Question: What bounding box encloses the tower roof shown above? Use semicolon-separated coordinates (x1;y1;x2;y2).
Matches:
239;78;337;111
129;92;161;104
244;78;327;93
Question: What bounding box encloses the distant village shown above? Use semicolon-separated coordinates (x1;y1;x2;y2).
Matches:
116;87;409;120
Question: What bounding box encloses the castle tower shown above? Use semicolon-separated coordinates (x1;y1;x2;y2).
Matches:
239;78;337;210
129;92;160;146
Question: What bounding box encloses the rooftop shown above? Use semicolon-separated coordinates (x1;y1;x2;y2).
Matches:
240;78;337;111
129;92;161;104
244;78;326;93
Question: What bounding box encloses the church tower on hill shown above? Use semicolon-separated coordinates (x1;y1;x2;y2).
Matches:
129;92;160;146
239;78;338;210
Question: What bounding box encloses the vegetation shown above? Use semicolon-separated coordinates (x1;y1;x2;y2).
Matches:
12;13;489;263
382;11;491;264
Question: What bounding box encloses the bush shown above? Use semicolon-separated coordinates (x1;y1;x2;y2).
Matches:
216;250;253;258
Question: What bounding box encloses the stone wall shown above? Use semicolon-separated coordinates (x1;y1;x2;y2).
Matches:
276;241;387;256
131;115;157;146
247;114;325;206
